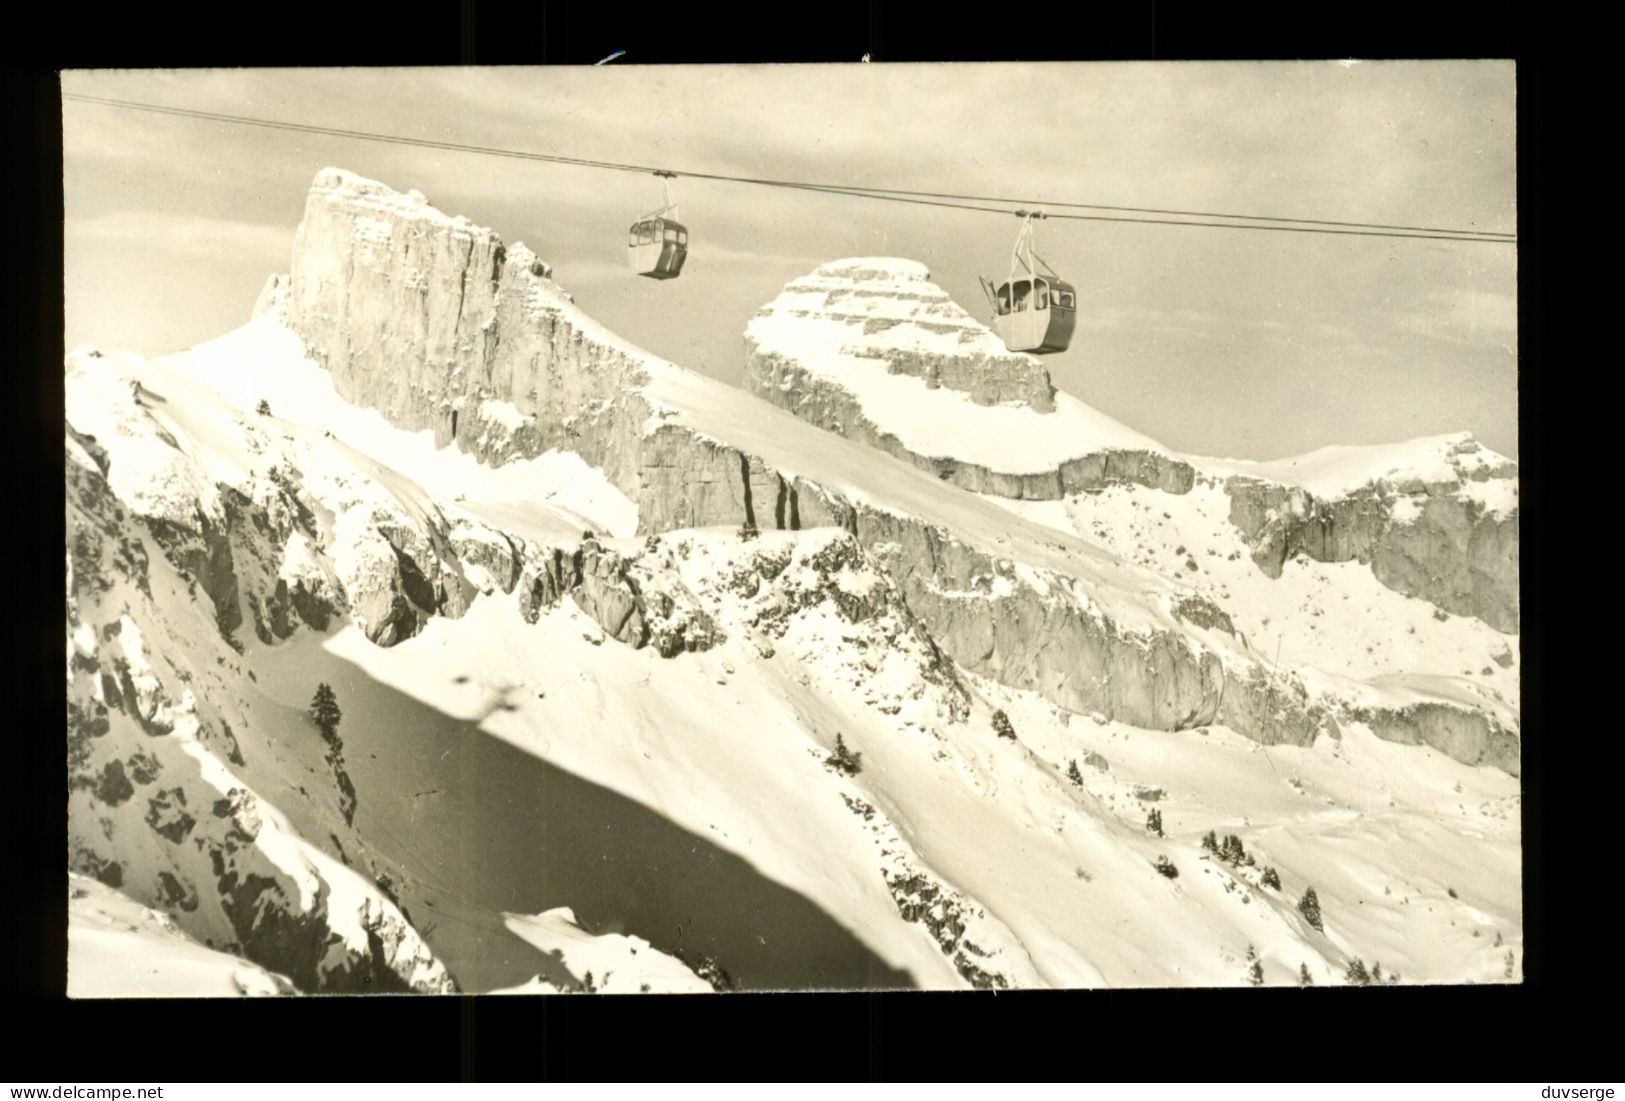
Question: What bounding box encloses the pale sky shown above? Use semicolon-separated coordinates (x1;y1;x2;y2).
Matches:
62;63;1517;460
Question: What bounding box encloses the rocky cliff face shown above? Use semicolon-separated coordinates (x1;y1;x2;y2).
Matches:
66;403;455;993
1350;696;1519;771
289;169;643;471
846;506;1324;748
271;168;1514;773
63;344;753;993
1222;435;1519;633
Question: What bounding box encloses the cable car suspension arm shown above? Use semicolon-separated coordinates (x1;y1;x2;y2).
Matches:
639;170;680;223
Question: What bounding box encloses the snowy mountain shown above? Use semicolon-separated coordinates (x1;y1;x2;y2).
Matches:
745;257;1519;633
64;167;1521;993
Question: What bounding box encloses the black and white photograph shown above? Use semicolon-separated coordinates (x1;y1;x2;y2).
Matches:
59;61;1520;997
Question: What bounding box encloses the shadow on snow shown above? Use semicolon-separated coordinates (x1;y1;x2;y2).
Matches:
293;651;916;993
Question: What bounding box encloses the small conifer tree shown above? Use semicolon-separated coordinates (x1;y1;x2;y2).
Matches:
1153;855;1178;879
1261;866;1282;890
1201;830;1219;855
1298;886;1324;932
310;683;342;747
1247;945;1264;986
1299;963;1313;986
256;398;271;416
1066;760;1085;786
1371;961;1383;983
991;709;1016;741
1345;958;1371;985
1146;807;1164;837
310;683;355;824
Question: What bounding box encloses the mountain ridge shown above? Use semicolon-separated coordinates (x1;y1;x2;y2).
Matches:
274;166;1516;766
61;166;1523;994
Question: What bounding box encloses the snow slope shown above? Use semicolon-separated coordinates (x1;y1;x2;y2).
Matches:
66;332;1523;990
985;480;1520;710
62;166;1521;993
262;526;1522;988
68;874;298;997
491;909;713;994
154;318;637;540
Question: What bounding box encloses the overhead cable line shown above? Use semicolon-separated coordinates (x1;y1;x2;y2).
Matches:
62;93;1516;245
803;182;1515;239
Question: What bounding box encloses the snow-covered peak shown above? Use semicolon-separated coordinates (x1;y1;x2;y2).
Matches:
750;254;1018;363
809;256;935;283
305;166;491;235
743;258;1192;484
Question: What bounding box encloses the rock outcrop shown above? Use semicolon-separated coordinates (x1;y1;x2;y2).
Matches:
850;506;1329;747
289;169;633;469
63;353;484;652
66;422;456;993
1223;435;1519;633
515;536;724;656
1350;697;1520;773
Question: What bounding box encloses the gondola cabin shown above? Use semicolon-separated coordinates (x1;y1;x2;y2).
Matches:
628;216;688;280
990;275;1076;355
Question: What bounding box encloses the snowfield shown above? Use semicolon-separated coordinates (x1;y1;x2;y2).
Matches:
68;874;297;997
63;173;1519;993
491;909;714;994
67;330;1521;988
